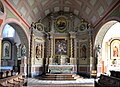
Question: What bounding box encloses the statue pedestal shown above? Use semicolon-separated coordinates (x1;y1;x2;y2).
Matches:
21;56;27;77
49;58;53;65
70;58;76;65
61;57;66;65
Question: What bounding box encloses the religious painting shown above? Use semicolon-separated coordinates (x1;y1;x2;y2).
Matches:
2;41;11;59
55;39;67;55
111;40;120;59
56;16;67;32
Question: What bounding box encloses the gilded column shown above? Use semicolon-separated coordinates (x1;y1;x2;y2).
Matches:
70;32;76;65
70;38;73;58
74;35;77;64
49;33;54;65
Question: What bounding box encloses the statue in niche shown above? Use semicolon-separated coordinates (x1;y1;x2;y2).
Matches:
17;44;22;57
21;44;26;57
5;46;9;57
81;45;87;60
36;44;42;58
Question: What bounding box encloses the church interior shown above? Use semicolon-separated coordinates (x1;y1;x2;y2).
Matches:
0;0;120;87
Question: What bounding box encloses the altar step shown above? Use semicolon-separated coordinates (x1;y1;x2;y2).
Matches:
28;77;95;87
37;74;75;80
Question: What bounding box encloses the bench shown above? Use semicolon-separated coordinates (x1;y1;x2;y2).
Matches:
110;70;120;78
0;74;27;87
95;74;120;87
0;70;14;79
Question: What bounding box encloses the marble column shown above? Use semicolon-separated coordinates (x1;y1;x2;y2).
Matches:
21;56;27;77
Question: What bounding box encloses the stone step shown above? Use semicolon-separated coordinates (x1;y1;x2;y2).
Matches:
42;78;74;80
43;76;72;78
39;74;75;80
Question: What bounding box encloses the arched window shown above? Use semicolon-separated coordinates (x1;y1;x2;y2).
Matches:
2;24;15;38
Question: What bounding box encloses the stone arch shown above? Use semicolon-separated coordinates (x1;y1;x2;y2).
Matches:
94;20;118;48
0;18;29;57
94;19;120;76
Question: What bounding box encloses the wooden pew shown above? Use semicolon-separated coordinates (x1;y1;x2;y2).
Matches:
95;74;120;87
16;74;27;86
2;71;7;78
0;70;14;79
6;70;12;77
0;74;27;87
0;72;3;79
110;71;120;78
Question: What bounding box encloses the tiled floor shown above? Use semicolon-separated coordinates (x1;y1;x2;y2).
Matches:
27;78;95;87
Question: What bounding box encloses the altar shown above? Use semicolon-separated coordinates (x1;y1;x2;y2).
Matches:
48;65;76;74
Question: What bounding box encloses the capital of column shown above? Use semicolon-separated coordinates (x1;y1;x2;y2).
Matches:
69;32;76;38
49;32;54;39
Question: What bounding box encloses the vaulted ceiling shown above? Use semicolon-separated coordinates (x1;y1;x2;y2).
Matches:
7;0;119;27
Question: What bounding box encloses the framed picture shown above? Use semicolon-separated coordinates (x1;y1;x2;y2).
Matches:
56;16;67;32
2;41;11;59
111;40;120;59
55;39;67;55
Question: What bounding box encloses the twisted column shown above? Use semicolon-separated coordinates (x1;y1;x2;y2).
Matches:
28;22;35;77
49;33;54;65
